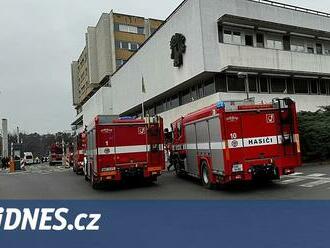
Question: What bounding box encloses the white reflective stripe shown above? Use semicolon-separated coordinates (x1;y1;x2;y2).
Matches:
97;147;115;155
197;143;210;150
210;142;223;150
228;139;244;149
116;145;147;154
186;144;196;150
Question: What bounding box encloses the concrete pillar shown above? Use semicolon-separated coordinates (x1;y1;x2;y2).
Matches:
2;119;8;157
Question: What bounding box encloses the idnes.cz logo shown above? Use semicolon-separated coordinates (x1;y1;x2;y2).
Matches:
0;207;101;231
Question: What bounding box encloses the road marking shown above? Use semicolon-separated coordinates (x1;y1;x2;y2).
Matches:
290;172;304;176
300;180;330;188
306;173;326;177
279;178;307;185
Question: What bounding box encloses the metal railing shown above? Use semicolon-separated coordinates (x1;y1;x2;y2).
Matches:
248;0;330;18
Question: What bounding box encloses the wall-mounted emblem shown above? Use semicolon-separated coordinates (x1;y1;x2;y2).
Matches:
170;33;186;67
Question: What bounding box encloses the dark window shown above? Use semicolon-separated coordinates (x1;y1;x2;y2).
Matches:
171;95;180;108
156;102;164;114
115;41;121;49
114;23;120;31
215;74;227;92
286;78;294;94
181;89;191;105
256;33;264;48
310;79;318;94
198;84;204;98
148;106;155;116
227;75;245;92
248;76;258;92
218;25;223;43
271;78;287;93
283;35;291;51
121;42;129;49
204;80;215;96
245;35;253;46
320;80;328;95
307;44;314;54
259;77;269;93
316;44;323;55
137;27;144;34
130;43;139;51
294;79;309;94
224;30;231;35
191;86;198;101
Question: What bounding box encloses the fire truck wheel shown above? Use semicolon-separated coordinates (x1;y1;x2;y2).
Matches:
91;174;99;189
201;162;215;190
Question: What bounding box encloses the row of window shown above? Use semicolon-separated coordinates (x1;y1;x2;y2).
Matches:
115;40;140;51
114;23;144;35
220;26;330;55
142;74;330;116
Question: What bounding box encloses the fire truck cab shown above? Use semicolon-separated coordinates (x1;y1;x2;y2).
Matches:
85;115;165;189
170;98;301;189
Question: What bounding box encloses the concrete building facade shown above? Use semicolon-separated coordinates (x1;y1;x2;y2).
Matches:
72;0;330;130
71;11;163;126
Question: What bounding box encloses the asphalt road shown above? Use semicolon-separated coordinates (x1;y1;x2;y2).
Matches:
1;163;330;200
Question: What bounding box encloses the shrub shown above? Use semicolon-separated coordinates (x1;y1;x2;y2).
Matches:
298;107;330;162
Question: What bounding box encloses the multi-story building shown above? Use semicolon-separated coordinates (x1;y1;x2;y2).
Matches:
71;11;163;129
73;0;330;130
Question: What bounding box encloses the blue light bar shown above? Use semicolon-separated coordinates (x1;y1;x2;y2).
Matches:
216;101;225;109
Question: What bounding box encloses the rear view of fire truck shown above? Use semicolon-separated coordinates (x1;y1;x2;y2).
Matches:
49;143;63;166
85;115;165;189
170;98;301;189
73;132;87;175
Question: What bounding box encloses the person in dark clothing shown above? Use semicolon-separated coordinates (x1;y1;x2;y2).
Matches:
1;157;9;170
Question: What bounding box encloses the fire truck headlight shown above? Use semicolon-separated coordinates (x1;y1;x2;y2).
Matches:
102;167;116;172
232;164;243;173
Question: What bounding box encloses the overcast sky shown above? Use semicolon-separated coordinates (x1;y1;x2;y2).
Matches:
0;0;329;134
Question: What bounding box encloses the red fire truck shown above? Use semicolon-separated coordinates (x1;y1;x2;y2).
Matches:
84;115;165;189
73;132;87;174
169;98;301;188
49;143;63;166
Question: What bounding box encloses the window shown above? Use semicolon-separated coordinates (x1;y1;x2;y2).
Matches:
294;79;309;94
198;84;204;98
287;78;294;94
137;27;144;35
320;80;328;95
156;102;164;114
259;77;269;93
121;41;129;49
325;44;330;55
115;41;121;49
283;35;291;51
307;43;314;54
223;30;242;45
270;77;286;93
191;86;198;101
248;76;258;92
129;43;139;51
181;89;191;105
245;35;253;46
316;43;323;55
204;80;215;96
171;95;180;108
233;31;242;45
118;24;138;34
227;75;245;92
215;74;227;92
310;79;318;94
266;35;283;50
223;30;232;43
291;44;305;53
257;33;264;48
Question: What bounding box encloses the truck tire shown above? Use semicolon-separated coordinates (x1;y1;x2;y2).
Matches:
90;169;100;189
201;162;215;190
